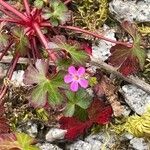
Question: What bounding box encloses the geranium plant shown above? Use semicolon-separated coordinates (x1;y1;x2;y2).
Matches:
0;0;147;145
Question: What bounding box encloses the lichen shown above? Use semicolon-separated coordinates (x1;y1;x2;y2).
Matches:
73;0;108;31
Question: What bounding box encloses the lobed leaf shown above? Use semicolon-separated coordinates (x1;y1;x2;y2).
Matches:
24;60;65;107
42;0;70;26
48;36;89;65
64;89;91;117
108;21;146;76
0;132;40;150
12;27;29;56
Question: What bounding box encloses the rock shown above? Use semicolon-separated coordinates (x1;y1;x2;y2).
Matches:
67;132;125;150
129;138;149;150
121;84;150;115
92;25;116;61
11;70;25;87
17;121;38;138
109;0;150;22
37;143;62;150
67;140;92;150
46;128;67;142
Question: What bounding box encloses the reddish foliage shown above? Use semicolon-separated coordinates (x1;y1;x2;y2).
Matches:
59;99;113;140
80;43;92;55
0;105;10;134
108;21;146;76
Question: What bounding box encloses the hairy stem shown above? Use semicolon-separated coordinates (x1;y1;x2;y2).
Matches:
0;6;21;21
41;22;132;47
0;41;13;61
33;23;48;48
59;25;133;47
0;0;29;22
0;18;22;24
33;22;57;61
0;53;20;102
23;0;31;16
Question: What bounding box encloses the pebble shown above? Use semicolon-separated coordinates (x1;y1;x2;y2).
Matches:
121;84;150;115
109;0;150;22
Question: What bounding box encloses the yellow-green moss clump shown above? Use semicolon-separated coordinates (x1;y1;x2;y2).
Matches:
112;109;150;139
73;0;108;31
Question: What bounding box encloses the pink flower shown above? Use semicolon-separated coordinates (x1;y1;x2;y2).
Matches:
64;66;88;92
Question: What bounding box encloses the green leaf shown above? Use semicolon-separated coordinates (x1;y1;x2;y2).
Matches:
16;132;40;150
48;35;89;65
57;58;72;70
47;82;63;105
12;27;29;56
34;0;44;9
0;132;40;150
43;0;69;26
24;60;65;107
31;82;48;107
64;103;75;117
64;89;92;117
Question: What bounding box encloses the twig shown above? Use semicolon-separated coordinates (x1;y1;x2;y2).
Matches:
0;55;54;65
1;55;150;94
91;58;150;94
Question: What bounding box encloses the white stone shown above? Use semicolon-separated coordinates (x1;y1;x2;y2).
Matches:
69;141;92;150
121;84;150;115
92;25;116;61
11;70;25;87
37;143;62;150
109;0;150;22
46;128;67;142
129;138;149;150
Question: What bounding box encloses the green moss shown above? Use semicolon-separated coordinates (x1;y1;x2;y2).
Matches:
73;0;108;31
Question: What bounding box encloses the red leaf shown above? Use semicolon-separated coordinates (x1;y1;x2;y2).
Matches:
108;21;146;76
59;117;92;140
87;99;105;120
80;43;92;55
88;99;113;124
95;107;113;124
59;99;113;140
0;105;10;134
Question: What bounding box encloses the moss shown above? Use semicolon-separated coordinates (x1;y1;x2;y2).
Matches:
112;109;150;140
73;0;108;31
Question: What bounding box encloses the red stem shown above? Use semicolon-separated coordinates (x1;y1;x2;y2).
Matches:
6;53;20;78
0;18;22;24
23;0;31;16
32;38;41;58
33;22;48;48
33;23;57;61
59;25;132;47
0;0;29;22
0;53;20;102
0;41;13;61
41;22;132;47
0;6;21;21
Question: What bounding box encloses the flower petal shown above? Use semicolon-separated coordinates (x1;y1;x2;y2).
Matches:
70;81;78;92
79;79;88;88
64;74;73;83
68;66;77;75
77;67;85;76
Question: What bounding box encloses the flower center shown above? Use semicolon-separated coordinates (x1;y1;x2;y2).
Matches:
73;75;79;81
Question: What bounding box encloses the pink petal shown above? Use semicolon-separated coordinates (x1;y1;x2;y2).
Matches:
68;66;77;75
64;74;73;83
70;81;79;92
79;79;88;88
77;67;85;76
